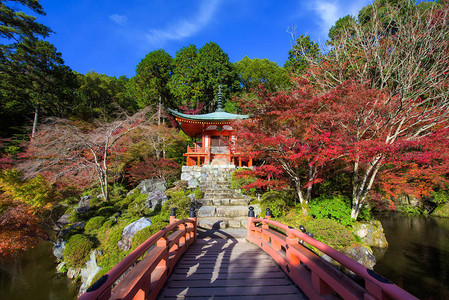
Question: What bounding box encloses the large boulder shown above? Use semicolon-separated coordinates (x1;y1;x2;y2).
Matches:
117;217;152;251
433;202;449;218
53;241;66;261
76;195;92;213
395;194;420;207
78;250;102;296
59;222;85;238
146;190;168;209
353;220;388;248
342;244;376;269
137;179;167;194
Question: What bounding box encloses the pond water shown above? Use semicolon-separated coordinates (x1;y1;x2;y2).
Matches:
374;213;449;300
0;241;79;300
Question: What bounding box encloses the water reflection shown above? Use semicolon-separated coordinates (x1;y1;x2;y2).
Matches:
0;241;78;300
374;213;449;300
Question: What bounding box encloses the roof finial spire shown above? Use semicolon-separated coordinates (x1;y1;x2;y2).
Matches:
216;85;224;112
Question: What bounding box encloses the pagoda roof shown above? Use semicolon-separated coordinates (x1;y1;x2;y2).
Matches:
168;108;248;122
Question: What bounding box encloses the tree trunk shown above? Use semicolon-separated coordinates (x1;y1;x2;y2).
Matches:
306;163;315;203
293;177;309;216
31;103;40;138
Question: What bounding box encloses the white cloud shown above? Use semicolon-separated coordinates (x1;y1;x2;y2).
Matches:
146;0;221;45
109;14;128;26
310;0;370;38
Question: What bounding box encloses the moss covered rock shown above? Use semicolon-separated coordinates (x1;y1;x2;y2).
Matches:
63;234;94;268
433;202;449;218
353;220;388;248
85;216;106;233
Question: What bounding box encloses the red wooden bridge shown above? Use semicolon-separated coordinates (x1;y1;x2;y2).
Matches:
78;207;417;300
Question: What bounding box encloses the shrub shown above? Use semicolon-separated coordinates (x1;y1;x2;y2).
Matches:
131;216;167;249
309;195;354;226
231;168;257;195
125;193;151;217
192;187;203;200
260;190;295;217
63;234;94;268
304;219;356;250
98;206;116;217
101;219;115;229
432;189;449;205
162;190;191;219
85;216;106;233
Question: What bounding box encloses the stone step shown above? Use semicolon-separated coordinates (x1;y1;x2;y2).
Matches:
197;205;249;218
203;192;234;198
197;217;247;229
199;198;250;206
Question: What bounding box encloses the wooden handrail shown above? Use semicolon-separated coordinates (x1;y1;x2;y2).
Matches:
246;207;418;300
78;210;197;300
186;146;210;153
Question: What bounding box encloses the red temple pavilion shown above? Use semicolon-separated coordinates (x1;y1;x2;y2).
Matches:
169;89;251;167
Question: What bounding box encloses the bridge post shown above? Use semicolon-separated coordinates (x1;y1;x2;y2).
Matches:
170;208;176;224
247;206;255;242
188;206;197;242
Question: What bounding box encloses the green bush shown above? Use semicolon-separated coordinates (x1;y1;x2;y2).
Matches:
101;219;115;229
85;216;106;233
192;187;203;200
397;205;422;215
98;206;116;217
162;190;191;219
231;168;257;195
309;195;354;226
94;223;129;282
131;217;167;249
63;234;94;268
432;189;449;205
125;193;151;217
260;191;295;217
305;219;356;250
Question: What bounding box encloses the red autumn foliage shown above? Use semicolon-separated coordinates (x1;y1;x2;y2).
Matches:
0;200;46;256
235;79;449;219
125;157;180;186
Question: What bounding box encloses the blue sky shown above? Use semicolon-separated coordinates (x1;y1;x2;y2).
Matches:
37;0;370;78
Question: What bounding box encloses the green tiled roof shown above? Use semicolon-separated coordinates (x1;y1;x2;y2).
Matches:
168;108;248;121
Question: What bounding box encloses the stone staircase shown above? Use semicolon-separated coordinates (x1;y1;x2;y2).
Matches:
196;166;253;229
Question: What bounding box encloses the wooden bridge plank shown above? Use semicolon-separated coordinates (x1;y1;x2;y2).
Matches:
161;285;302;297
167;278;293;288
169;271;286;281
157;238;307;300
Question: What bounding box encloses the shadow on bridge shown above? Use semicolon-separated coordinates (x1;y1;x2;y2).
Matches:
157;226;306;299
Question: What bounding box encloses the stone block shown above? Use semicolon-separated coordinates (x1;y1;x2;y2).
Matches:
146;190;168;209
137;179;167;194
228;220;241;228
198;206;216;217
216;206;248;218
118;217;152;251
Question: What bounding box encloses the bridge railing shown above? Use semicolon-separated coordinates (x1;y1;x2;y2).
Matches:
78;207;197;300
247;207;418;300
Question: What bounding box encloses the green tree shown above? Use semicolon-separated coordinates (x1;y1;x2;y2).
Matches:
0;0;51;49
197;42;240;109
327;15;357;46
0;39;77;137
168;44;204;110
169;42;240;111
235;56;290;93
74;72;136;120
285;35;320;75
134;49;173;124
